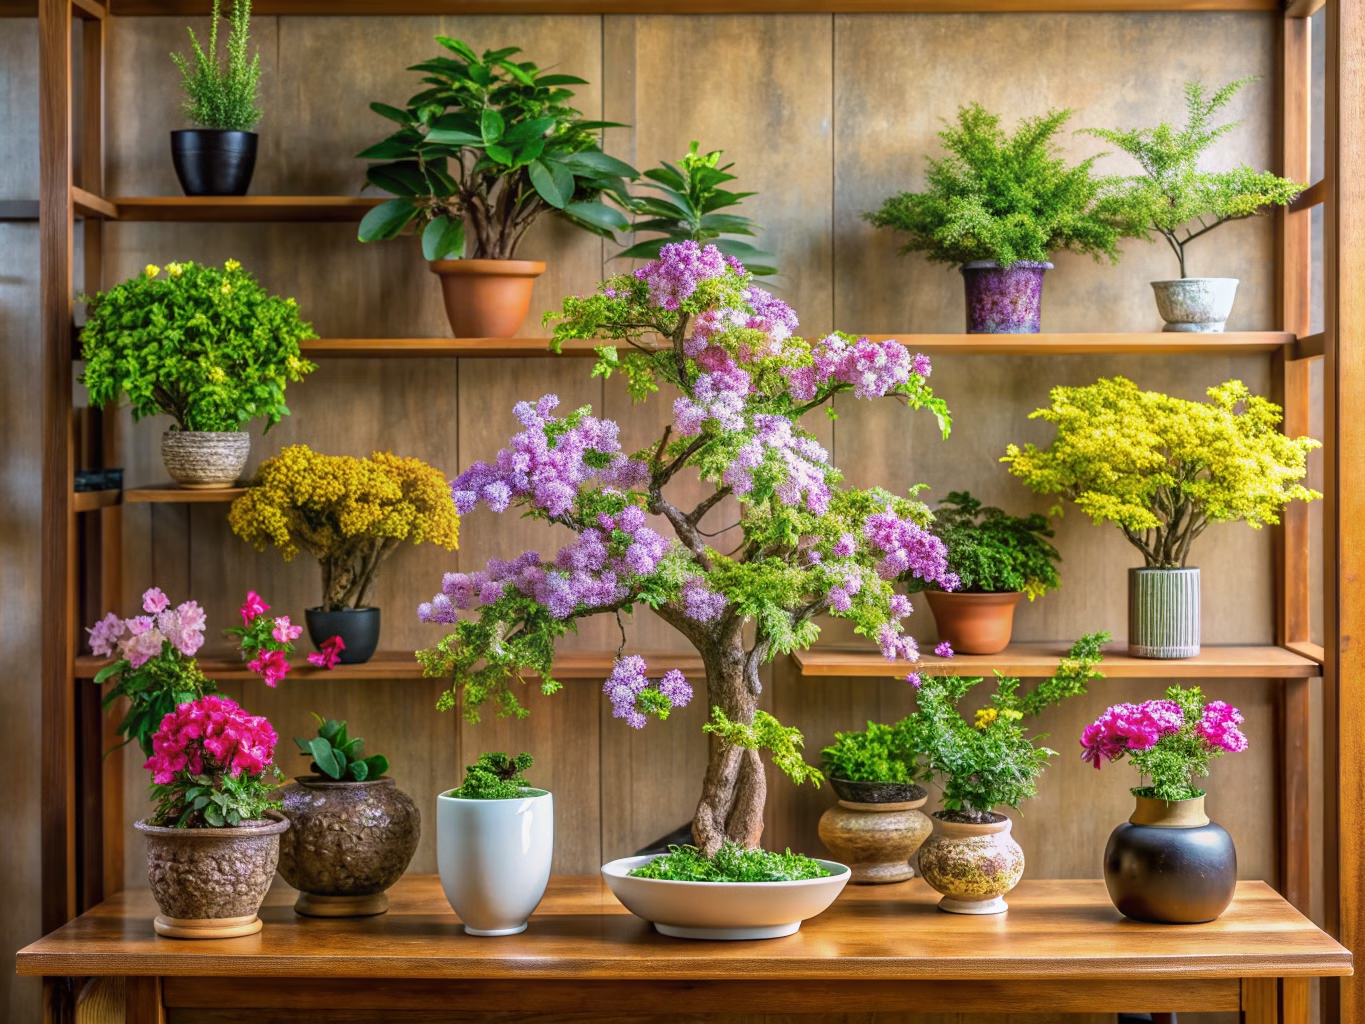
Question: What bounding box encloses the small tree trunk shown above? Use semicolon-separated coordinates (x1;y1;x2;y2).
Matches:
690;632;766;856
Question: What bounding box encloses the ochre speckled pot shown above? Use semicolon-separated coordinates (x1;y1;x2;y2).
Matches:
277;776;421;917
917;812;1024;915
818;784;931;884
136;813;289;938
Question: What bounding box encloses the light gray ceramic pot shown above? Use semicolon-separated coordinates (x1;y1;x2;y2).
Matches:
1151;278;1239;333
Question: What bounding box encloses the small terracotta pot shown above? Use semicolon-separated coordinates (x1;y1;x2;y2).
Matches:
917;812;1024;915
277;776;421;917
818;782;931;884
135;813;289;938
160;430;250;489
924;590;1022;655
429;259;546;338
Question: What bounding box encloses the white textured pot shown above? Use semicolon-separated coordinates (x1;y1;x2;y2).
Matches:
437;788;552;936
1128;567;1201;659
1151;278;1239;333
601;854;850;940
160;430;250;489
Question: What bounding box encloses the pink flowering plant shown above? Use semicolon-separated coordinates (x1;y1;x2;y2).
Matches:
224;590;343;686
417;240;957;856
1081;685;1248;801
144;694;282;828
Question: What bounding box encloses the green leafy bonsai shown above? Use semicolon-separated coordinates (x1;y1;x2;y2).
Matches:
295;713;391;781
866;104;1124;268
616;141;776;276
1084;78;1303;279
171;0;262;132
357;38;636;260
451;752;537;799
820;721;918;784
907;491;1061;600
80;260;316;433
628;843;830;882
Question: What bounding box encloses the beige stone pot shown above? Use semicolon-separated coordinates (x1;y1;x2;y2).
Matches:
160;429;250;489
917;812;1024;915
136;813;289;938
818;784;931;884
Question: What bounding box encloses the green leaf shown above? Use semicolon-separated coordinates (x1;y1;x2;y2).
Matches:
369;102;412;125
423;215;466;261
365;162;427;197
494;58;536;86
528;159;568;209
93;663;122;684
293;737;311;753
535;73;588;86
357;199;418;243
204;805;225;827
309;737;342;779
347;759;369;781
480;108;506;144
502;116;557;145
356;137;418;161
435;36;479;63
486;143;514;166
364;754;390;778
424;127;484;147
319;718;344;742
559;149;638;180
563;201;630;233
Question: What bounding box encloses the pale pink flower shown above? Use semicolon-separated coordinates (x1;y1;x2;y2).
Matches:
271;616;303;644
87;612;125;658
142;587;170;614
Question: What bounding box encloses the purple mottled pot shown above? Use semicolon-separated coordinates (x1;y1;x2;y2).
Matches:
961;261;1051;334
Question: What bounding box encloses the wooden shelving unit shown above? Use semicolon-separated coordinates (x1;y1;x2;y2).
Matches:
72;195;382;222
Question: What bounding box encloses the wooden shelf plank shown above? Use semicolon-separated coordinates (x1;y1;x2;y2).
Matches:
300;337;655;359
124;485;245;503
793;642;1323;679
72;186;116;220
106;196;382;222
72;489;120;513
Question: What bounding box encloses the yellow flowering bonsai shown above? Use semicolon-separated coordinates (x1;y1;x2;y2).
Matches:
1002;377;1320;568
229;445;459;610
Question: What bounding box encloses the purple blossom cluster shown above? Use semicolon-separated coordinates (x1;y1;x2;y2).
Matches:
602;655;693;728
681;576;728;623
87;587;206;667
452;395;648;518
684;285;798;361
863;509;958;587
786;335;931;402
723;414;832;513
634;240;730;310
674;353;750;436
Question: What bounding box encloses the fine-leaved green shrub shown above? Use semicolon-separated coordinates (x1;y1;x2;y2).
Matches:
171;0;262;132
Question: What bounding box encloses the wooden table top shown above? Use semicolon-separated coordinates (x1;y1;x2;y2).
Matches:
17;876;1350;981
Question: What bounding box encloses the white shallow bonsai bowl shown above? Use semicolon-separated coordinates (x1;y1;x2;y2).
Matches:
601;855;850;940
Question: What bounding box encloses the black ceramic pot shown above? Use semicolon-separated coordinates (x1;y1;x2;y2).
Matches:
170;130;257;196
1103;794;1237;924
829;778;926;805
305;607;380;665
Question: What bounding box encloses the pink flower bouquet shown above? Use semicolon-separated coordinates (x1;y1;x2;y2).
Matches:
224;591;344;687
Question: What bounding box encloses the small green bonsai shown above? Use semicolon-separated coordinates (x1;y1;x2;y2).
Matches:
820;721;918;784
628;843;830;882
907;491;1060;600
171;0;262;132
452;752;536;799
615;141;776;276
866;104;1124;268
295;713;390;781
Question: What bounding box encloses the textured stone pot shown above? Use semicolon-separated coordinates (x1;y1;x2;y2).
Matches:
170;129;257;196
1128;567;1200;659
277;776;421;917
918;812;1024;915
961;261;1051;334
429;259;546;338
160;430;250;489
1104;794;1237;924
438;787;553;936
305;606;380;665
135;814;289;938
925;590;1022;655
1151;278;1239;333
819;782;931;884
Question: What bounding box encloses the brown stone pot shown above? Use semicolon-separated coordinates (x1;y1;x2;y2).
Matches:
818;782;931;884
917;812;1024;915
277;776;421;917
429;259;546;338
924;590;1022;655
135;813;289;938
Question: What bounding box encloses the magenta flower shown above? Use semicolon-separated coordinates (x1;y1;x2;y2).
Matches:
143;694;277;784
248;648;290;688
240;591;270;626
307;635;345;669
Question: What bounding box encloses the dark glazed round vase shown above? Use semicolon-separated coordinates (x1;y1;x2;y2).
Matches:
1104;794;1236;924
305;606;380;664
170;129;257;196
961;260;1051;334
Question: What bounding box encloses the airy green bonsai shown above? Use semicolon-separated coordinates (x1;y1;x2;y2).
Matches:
1002;377;1321;569
451;752;537;799
820;721;918;784
357;38;636;261
295;713;390;781
1083;78;1303;279
171;0;262;132
615;141;776;276
80;260;315;433
865;104;1124;268
906;491;1060;600
628;843;830;882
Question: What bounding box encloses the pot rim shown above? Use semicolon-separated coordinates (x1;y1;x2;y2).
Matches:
170;128;259;138
291;774;395;788
1150;277;1239;287
135;810;289;838
161;428;248;437
931;810;1011;833
438;786;551;802
829;777;927;802
601;854;850;887
923;589;1023;603
960;260;1053;271
305;605;380;614
1128;565;1200;574
429;258;546;277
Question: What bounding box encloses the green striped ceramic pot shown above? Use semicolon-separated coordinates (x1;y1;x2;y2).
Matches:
1128;567;1200;659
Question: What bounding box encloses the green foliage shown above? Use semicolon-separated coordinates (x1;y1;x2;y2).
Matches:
451;751;536;799
820;720;921;784
866;104;1124;267
627;843;831;882
705;707;824;788
1002;377;1321;568
294;713;390;781
1130;685;1223;801
910;491;1060;600
357;38;637;260
79;260;315;433
170;0;262;132
615;141;776;276
149;766;281;828
95;655;213;759
1083;78;1303;278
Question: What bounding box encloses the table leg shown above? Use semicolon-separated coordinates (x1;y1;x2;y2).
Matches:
125;976;165;1024
1243;977;1278;1024
42;977;73;1024
1281;978;1310;1024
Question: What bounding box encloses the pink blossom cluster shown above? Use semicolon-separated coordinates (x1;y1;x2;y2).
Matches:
863;509;957;587
452;395;648;518
1080;700;1185;766
723;414;832;513
87;587;206;668
785;335;931;402
308;635;346;669
602;655;693;729
237;593;302;687
634;240;730;310
143;694;278;784
1195;700;1249;753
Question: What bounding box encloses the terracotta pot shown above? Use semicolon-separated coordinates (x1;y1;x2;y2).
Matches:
429;259;546;338
160;429;250;489
277;776;421;917
924;590;1022;655
818;783;931;884
135;813;289;938
917;812;1024;915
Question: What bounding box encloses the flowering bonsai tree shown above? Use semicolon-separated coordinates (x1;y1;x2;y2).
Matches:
418;241;956;855
1081;685;1247;801
1002;377;1320;569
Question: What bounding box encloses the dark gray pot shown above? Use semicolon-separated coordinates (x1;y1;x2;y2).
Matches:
1128;567;1200;659
829;778;926;804
305;606;380;665
1103;796;1236;924
170;129;257;196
